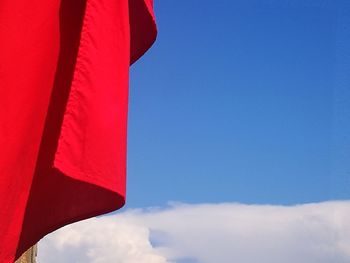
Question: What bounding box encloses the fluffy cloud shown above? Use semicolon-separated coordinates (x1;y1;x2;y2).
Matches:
38;201;350;263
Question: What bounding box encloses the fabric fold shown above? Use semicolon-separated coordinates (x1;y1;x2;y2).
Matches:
0;0;156;262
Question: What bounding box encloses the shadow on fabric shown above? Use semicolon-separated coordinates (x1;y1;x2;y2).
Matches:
15;0;125;258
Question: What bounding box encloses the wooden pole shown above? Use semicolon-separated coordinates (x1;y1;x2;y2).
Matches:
15;245;37;263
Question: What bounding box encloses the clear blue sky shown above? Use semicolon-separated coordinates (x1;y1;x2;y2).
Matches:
125;0;350;208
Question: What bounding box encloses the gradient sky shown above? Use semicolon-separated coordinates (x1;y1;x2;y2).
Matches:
125;0;350;208
38;2;350;262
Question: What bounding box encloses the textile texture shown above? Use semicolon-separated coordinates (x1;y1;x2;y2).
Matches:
0;0;156;261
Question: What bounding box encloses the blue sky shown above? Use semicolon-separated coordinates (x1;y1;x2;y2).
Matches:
126;0;350;207
39;1;350;262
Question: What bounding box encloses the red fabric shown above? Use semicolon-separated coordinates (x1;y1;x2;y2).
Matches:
0;0;156;261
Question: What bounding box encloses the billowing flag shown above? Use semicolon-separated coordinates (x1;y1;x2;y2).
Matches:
0;0;157;261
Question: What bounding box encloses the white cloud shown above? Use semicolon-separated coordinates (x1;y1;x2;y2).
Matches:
38;201;350;263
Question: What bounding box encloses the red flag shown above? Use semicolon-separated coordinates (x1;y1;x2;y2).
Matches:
0;0;156;261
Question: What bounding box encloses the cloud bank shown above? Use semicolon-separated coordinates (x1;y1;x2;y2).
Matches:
38;201;350;263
